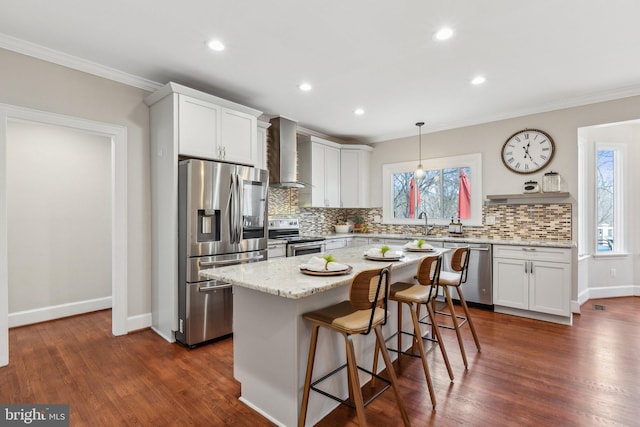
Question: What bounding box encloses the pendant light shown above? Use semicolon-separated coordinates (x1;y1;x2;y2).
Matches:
414;122;425;179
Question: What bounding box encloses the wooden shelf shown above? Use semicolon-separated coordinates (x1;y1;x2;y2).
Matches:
485;192;571;204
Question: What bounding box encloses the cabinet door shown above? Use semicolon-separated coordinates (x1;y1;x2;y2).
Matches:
325;238;347;251
340;148;371;208
352;237;369;247
324;145;341;207
178;95;219;159
311;143;326;206
256;121;269;170
220;107;257;166
493;257;529;310
529;261;571;316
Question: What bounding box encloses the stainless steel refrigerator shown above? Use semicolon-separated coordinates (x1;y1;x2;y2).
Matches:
177;159;268;347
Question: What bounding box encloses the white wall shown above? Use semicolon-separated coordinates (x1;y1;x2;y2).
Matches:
0;48;151;317
7;121;111;316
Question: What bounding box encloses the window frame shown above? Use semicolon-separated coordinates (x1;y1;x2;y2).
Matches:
593;142;625;255
382;153;483;226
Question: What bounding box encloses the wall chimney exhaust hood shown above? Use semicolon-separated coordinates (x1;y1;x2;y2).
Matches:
267;116;305;188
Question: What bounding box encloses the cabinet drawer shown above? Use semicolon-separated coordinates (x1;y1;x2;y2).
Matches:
493;245;571;263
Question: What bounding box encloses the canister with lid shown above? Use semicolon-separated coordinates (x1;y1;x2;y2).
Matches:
542;171;561;192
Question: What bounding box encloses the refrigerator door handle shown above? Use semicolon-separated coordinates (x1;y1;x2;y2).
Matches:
236;174;243;243
199;282;232;292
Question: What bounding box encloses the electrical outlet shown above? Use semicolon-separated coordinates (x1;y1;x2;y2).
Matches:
610;268;617;278
485;215;496;225
373;215;381;223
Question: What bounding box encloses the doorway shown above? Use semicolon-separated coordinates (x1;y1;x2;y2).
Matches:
0;104;128;367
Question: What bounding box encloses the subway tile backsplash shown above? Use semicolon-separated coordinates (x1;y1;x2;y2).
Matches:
268;188;572;241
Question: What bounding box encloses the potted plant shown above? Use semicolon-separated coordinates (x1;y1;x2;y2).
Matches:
351;215;364;232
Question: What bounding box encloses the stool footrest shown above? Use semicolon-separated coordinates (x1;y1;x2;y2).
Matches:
310;363;391;409
384;330;438;357
433;310;468;328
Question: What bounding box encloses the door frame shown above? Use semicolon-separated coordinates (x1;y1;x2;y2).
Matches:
0;103;128;367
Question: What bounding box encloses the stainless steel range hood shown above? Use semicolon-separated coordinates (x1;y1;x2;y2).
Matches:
267;116;305;188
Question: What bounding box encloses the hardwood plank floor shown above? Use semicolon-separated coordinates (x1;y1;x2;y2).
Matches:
1;297;638;426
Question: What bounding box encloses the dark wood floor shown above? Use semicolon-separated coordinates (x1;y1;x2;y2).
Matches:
1;297;638;426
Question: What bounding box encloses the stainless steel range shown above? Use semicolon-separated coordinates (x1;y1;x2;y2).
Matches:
268;218;326;257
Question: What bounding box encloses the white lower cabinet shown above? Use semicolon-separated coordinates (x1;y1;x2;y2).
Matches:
351;237;369;247
493;245;571;321
325;238;351;251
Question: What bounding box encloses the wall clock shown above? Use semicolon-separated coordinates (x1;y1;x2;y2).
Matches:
501;128;555;174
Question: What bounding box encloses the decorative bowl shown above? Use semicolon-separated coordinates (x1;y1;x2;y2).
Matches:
334;224;351;234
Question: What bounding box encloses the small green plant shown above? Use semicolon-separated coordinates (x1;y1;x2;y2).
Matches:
352;215;364;225
417;239;425;248
380;245;391;256
323;254;336;270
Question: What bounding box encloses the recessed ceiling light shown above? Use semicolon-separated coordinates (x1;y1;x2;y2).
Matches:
434;27;454;41
354;108;365;116
299;82;312;92
471;75;486;85
207;39;225;52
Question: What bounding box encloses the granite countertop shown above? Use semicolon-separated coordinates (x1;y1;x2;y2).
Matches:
200;244;446;300
321;233;575;248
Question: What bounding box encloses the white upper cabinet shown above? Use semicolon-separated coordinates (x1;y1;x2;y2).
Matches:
178;95;220;159
298;135;341;207
255;120;270;170
146;82;261;166
340;145;372;208
220;107;257;165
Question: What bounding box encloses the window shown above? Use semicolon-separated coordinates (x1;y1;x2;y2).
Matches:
595;144;623;253
383;153;482;225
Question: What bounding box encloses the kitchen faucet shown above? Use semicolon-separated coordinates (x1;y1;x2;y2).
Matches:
418;211;434;236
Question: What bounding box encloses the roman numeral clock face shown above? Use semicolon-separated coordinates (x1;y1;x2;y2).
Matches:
501;129;555;174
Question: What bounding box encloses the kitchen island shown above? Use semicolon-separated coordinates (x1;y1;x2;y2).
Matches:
200;244;446;427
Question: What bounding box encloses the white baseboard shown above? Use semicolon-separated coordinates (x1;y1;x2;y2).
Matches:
127;312;152;332
8;297;112;328
586;285;638;300
151;326;176;343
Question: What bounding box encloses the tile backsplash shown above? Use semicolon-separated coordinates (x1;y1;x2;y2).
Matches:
268;188;572;240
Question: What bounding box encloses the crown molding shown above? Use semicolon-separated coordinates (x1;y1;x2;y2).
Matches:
0;32;162;92
372;84;640;143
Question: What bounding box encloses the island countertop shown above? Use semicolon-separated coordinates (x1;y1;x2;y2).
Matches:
200;244;446;300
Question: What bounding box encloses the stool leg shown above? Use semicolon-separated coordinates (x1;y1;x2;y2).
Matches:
408;302;437;408
371;338;380;389
397;299;404;365
425;301;454;381
456;287;481;351
374;326;411;426
344;333;367;427
443;285;468;369
299;324;320;427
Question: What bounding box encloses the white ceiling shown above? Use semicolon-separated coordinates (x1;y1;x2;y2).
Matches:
2;0;640;143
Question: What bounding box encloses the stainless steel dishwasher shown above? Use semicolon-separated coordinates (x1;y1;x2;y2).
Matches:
442;242;493;308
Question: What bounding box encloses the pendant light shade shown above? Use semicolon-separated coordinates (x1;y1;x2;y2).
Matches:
414;122;425;178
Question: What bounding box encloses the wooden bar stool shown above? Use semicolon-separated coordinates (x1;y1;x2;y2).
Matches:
437;246;481;369
372;255;454;409
299;267;410;427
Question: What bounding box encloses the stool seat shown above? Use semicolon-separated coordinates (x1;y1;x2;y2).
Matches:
303;301;386;334
438;270;462;286
390;282;437;302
